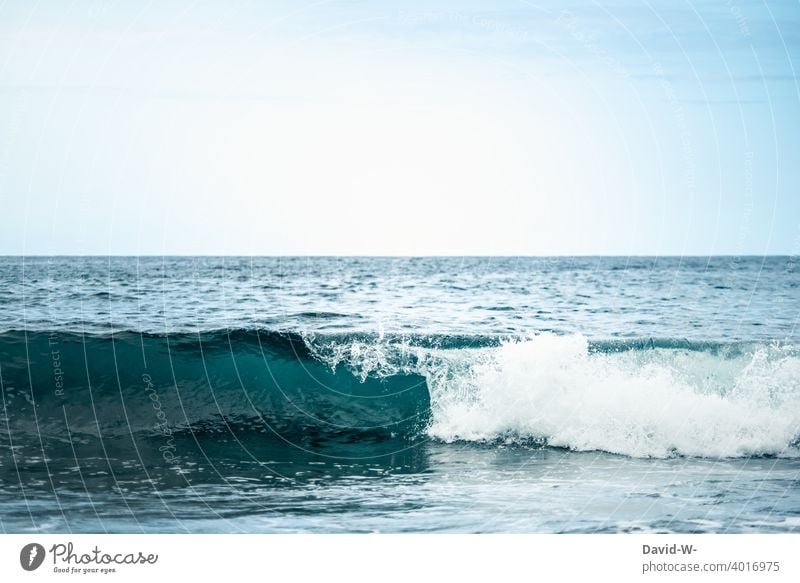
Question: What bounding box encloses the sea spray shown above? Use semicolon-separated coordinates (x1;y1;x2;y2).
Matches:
424;334;800;458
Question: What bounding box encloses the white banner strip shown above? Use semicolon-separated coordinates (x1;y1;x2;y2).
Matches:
1;534;796;582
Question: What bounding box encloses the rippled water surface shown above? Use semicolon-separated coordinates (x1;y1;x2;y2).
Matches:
1;256;798;532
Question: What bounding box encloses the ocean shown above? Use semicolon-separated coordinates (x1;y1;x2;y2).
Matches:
1;256;798;533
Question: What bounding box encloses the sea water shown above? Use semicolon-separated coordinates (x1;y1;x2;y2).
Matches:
0;256;798;532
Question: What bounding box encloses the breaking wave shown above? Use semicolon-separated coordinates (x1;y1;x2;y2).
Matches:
1;329;799;458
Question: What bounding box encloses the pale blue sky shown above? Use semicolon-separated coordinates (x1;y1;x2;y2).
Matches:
0;0;798;255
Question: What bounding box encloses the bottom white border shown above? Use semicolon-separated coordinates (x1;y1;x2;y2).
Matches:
1;534;796;582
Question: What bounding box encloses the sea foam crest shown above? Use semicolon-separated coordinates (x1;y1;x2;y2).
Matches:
423;334;800;458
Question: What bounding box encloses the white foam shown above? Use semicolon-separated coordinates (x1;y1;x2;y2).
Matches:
423;334;800;458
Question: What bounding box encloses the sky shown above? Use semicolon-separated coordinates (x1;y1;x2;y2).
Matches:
0;0;798;255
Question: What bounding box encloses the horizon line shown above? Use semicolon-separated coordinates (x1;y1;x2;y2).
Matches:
1;254;796;259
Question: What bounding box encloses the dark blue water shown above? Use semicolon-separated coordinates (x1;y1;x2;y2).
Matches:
1;256;799;532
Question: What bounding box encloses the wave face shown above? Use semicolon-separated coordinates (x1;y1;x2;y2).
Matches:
2;330;799;458
0;330;430;442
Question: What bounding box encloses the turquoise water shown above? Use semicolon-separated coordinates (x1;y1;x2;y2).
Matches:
0;256;799;532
